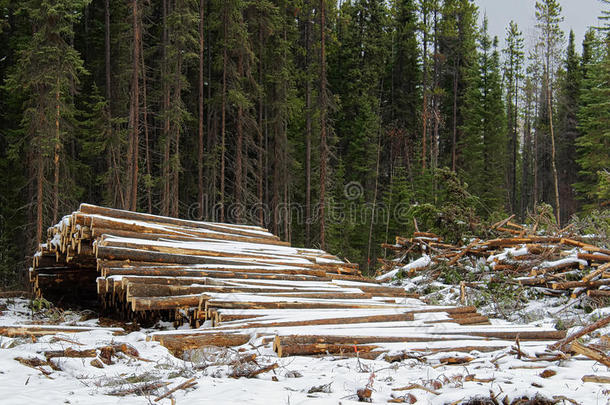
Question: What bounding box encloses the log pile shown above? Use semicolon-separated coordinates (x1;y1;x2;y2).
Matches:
32;205;566;360
378;221;610;300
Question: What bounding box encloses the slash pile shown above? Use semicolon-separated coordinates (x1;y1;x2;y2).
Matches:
378;219;610;300
31;205;566;359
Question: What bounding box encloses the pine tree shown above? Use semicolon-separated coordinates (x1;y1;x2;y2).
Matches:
576;25;610;208
459;18;506;212
5;0;89;244
556;30;581;219
535;0;564;223
502;21;524;214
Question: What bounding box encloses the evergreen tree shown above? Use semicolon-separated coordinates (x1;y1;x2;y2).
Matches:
535;0;564;223
576;24;610;208
502;21;524;214
556;30;581;219
5;0;89;244
459;18;506;212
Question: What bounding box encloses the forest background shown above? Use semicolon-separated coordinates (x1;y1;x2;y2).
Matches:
0;0;609;287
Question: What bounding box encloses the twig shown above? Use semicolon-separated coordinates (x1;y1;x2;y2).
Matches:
154;378;197;402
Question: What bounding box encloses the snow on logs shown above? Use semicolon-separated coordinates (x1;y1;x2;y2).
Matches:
32;204;567;360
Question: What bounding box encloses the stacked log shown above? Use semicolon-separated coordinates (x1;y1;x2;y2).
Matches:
31;203;406;326
378;223;610;299
32;205;567;360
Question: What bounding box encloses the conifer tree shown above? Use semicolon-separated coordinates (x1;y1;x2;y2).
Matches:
503;21;524;214
535;0;564;223
6;0;89;244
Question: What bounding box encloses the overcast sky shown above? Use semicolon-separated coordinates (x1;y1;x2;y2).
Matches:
473;0;605;52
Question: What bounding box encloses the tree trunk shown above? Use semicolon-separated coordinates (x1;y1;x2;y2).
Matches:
305;12;312;248
53;83;60;224
128;0;140;212
547;81;560;224
421;10;428;171
235;52;244;223
220;4;227;223
257;20;264;227
36;152;44;245
319;0;327;249
161;0;170;216
451;63;458;171
198;0;205;219
140;31;151;214
104;0;111;105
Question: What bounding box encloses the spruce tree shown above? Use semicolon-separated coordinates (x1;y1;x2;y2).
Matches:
5;0;89;244
503;21;524;214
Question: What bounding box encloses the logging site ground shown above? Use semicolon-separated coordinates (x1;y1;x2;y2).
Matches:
1;204;610;404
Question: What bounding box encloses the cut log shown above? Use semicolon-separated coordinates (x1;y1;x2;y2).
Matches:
570;341;610;367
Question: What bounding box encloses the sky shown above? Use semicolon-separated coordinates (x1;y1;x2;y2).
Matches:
473;0;606;51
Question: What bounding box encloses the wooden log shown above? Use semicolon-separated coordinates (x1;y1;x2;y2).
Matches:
582;375;610;383
587;290;610;297
0;326;123;337
204;300;395;312
276;342;381;357
447;239;481;267
582;262;610;282
79;203;276;238
152;333;251;357
550;279;610;290
560;238;610;256
530;260;583;276
549;315;610;351
131;295;209;311
44;348;97;359
578;253;610;264
220;313;415;330
98;238;315;265
570;341;610;367
125;283;343;298
103;267;327;282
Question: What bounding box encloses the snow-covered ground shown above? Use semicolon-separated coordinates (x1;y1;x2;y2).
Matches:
1;297;609;404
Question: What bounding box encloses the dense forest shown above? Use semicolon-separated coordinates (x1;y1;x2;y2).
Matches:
0;0;608;286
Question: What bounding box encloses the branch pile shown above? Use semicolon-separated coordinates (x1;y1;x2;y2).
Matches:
379;219;610;300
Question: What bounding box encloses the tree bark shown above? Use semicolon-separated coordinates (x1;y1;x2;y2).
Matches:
53;83;60;224
220;4;227;222
140;32;151;214
305;12;312;247
128;0;140;212
319;0;327;249
198;0;205;219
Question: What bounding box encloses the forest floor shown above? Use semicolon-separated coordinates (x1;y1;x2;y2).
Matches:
1;292;609;405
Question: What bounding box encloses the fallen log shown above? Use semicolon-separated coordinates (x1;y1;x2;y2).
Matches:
549;315;610;351
570;341;610;367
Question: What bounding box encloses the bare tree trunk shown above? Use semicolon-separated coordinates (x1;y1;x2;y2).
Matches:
128;0;140;212
161;0;170;216
140;31;151;214
171;53;182;218
36;154;43;245
220;4;227;222
366;126;382;274
548;81;560;224
257;28;264;227
53;83;60;224
305;12;312;248
421;9;428;172
451;63;458;171
235;52;244;223
105;0;111;105
319;0;327;249
198;0;205;219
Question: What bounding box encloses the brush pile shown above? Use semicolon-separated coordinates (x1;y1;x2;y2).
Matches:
378;215;610;300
